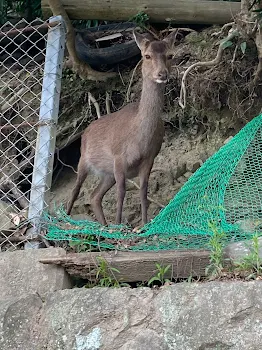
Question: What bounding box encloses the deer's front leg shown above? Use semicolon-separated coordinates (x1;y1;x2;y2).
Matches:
139;160;154;225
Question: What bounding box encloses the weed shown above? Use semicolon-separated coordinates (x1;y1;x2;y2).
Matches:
85;256;130;288
148;263;171;286
206;221;227;278
234;233;262;279
69;240;91;253
130;12;149;27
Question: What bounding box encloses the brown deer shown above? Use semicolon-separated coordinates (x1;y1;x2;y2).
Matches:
67;30;176;225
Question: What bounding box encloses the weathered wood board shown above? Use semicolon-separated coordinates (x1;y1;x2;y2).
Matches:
41;0;241;25
40;249;211;282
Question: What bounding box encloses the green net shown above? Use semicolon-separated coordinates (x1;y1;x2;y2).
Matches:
45;114;262;251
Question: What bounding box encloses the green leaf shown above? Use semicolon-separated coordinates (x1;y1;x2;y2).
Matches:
148;276;161;285
164;265;171;274
240;41;247;55
110;267;120;274
221;40;233;49
155;263;161;270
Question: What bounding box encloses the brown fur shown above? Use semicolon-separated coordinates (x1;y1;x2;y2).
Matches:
67;31;177;225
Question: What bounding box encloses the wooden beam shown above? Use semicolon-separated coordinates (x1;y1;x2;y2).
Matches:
40;249;210;282
41;0;241;25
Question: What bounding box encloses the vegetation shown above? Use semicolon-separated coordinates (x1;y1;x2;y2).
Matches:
0;0;42;23
206;222;262;280
234;234;262;279
148;263;171;287
85;257;130;288
205;222;227;278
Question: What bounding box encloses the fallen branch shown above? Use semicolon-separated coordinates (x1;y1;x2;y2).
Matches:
0;149;35;186
6;182;29;209
179;29;239;109
1;87;28;113
0;236;27;243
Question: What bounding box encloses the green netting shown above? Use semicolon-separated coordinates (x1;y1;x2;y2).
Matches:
45;114;262;250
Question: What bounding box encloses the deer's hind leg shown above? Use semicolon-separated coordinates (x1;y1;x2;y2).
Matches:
67;160;88;215
90;175;115;225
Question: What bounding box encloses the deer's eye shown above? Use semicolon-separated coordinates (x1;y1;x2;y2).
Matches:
145;54;151;59
167;54;173;60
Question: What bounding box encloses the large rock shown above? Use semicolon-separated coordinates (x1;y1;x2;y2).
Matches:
0;248;72;299
1;282;262;350
0;294;43;350
224;237;262;263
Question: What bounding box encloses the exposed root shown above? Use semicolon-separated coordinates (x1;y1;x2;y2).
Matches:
56;149;77;174
179;29;239;109
47;0;116;81
105;92;111;114
253;28;262;85
211;22;235;37
88;92;101;118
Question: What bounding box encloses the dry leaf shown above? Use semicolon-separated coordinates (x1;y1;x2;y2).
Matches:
95;33;122;42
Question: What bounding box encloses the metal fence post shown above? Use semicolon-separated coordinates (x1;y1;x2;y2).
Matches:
26;15;66;248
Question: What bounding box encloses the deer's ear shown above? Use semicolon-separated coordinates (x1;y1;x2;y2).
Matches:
163;30;177;47
133;31;153;52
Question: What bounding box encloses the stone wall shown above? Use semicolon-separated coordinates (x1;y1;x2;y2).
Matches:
1;248;262;350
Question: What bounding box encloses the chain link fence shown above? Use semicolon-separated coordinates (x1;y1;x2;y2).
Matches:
0;16;65;251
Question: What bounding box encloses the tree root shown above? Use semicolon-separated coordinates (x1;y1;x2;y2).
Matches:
47;0;116;81
179;29;239;109
88;92;101;118
253;28;262;85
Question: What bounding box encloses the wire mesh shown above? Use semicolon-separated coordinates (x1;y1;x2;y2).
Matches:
0;18;64;251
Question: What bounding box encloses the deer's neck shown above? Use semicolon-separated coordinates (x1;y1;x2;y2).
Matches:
138;77;165;120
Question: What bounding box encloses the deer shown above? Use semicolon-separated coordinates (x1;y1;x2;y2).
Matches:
66;30;176;226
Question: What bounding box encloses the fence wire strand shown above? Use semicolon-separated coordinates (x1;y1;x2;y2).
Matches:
0;18;64;251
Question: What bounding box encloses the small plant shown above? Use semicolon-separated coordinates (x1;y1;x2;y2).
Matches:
234;233;262;279
130;11;149;27
69;240;91;253
85;256;129;288
148;263;171;286
206;221;227;278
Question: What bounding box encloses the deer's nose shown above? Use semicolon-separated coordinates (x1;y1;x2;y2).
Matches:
158;70;168;80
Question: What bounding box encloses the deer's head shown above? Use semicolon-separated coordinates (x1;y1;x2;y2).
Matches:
134;30;176;84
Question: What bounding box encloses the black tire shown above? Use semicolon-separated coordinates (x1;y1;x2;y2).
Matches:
75;22;140;67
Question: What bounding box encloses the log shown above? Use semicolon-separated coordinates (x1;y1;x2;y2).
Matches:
39;249;211;282
41;0;241;25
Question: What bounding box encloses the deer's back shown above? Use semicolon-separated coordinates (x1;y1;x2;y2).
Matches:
81;102;164;177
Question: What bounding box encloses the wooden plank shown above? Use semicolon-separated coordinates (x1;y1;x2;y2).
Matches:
40;249;211;282
41;0;241;25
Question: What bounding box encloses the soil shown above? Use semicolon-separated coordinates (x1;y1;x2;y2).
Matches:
3;25;262;229
47;25;262;227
